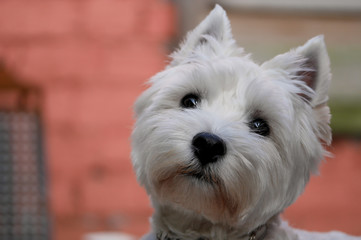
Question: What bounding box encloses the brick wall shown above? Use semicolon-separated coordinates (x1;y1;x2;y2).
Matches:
0;0;175;239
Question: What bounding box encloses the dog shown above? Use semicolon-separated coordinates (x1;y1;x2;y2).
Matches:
131;5;359;240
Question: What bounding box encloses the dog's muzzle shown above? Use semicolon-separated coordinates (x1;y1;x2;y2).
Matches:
192;132;227;166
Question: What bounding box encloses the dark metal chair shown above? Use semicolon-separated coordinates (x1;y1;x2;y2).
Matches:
0;61;51;240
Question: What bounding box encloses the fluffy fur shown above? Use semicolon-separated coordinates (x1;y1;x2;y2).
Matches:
131;5;359;240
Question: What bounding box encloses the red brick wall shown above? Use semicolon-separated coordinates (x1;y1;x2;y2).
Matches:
0;0;175;239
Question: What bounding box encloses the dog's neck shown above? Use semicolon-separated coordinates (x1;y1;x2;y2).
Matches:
150;204;276;240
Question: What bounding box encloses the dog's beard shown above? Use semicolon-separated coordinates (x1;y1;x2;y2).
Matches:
148;151;256;224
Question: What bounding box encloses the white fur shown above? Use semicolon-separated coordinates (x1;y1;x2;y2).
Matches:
131;5;358;240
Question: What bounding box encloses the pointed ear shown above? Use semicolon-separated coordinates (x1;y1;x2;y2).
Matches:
263;36;331;107
170;4;237;66
263;36;332;145
293;36;331;106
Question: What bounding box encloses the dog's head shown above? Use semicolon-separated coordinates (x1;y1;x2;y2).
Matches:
132;5;331;228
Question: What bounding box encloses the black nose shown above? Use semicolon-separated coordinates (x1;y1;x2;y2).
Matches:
192;132;227;165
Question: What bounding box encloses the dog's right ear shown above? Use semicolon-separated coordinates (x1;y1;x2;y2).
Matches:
170;5;238;66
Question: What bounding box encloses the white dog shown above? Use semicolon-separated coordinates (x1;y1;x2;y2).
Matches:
131;5;360;240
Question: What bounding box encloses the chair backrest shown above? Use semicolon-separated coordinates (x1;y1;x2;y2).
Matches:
0;62;51;240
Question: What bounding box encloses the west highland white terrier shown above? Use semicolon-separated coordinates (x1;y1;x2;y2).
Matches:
131;5;359;240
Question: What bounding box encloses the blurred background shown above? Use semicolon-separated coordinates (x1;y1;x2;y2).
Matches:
0;0;360;239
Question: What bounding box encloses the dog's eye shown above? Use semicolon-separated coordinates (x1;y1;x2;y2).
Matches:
181;94;199;108
249;118;270;136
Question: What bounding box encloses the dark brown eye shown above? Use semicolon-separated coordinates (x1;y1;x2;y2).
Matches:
181;94;199;108
249;118;270;136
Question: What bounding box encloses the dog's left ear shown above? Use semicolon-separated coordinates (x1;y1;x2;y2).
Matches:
293;36;331;108
263;36;332;144
170;4;238;66
264;35;331;107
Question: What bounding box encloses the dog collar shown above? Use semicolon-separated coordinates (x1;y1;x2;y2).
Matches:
245;224;268;240
155;224;268;240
